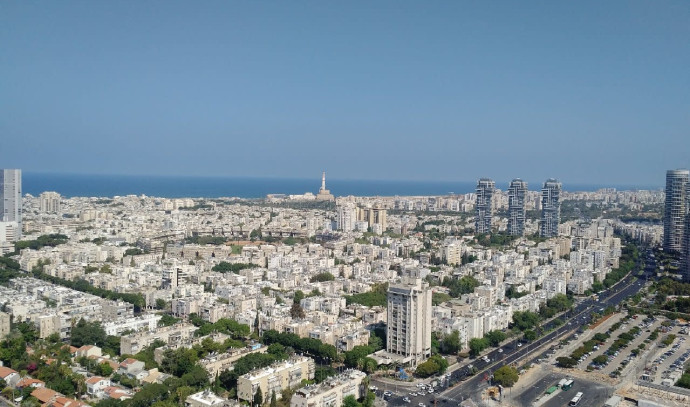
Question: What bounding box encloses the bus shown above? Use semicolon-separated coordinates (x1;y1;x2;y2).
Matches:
562;379;574;391
569;392;583;406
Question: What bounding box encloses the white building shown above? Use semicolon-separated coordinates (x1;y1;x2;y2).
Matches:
290;370;366;407
0;169;21;238
387;278;432;365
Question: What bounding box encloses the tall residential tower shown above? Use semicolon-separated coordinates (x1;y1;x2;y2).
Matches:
475;178;495;234
507;179;528;236
663;169;689;253
540;178;561;238
0;169;22;239
386;278;432;366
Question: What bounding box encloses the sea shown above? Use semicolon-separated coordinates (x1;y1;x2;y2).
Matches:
22;172;660;199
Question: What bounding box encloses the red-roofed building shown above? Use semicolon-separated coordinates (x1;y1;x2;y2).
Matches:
85;376;111;398
0;366;20;388
16;377;45;389
31;387;60;404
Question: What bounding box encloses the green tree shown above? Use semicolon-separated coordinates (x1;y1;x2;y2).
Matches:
469;337;489;357
310;272;335;283
343;395;361;407
270;390;277;407
484;330;507;347
293;290;305;303
523;330;538;342
70;318;106;348
155;298;168;310
556;357;577;368
440;330;461;354
493;365;519;387
253;387;263;407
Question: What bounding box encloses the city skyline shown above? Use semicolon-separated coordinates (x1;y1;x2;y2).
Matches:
2;2;689;185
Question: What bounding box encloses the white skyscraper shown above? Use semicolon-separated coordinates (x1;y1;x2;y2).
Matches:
387;278;432;366
0;169;22;238
663;169;689;253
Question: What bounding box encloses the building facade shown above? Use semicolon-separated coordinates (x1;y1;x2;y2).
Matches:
507;178;528;236
386;278;432;365
475;178;495;234
0;169;22;238
540;178;562;238
238;356;314;403
663;169;689;253
290;370;365;407
39;191;61;214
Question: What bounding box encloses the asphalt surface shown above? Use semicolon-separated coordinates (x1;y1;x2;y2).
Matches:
378;250;655;406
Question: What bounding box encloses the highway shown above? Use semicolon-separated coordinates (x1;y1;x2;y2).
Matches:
382;250;655;406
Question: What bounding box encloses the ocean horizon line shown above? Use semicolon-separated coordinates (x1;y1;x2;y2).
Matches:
22;171;663;199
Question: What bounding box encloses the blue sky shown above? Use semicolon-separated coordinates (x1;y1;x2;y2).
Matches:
1;1;688;186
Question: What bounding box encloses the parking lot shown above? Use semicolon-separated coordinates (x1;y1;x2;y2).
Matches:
584;316;662;377
644;323;690;386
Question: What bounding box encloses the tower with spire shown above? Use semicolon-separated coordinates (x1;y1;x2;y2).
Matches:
316;171;335;201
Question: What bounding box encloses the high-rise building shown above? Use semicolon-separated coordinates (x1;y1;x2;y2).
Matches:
475;178;495;234
681;214;690;282
0;169;22;238
357;205;387;231
663;169;689;253
386;278;432;366
507;178;528;236
540;178;561;238
336;203;357;232
39;191;62;214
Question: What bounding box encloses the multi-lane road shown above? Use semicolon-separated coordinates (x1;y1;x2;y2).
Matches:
382;250;655;406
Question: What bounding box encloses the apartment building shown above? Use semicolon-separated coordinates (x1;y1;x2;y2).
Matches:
238;356;315;403
290;369;366;407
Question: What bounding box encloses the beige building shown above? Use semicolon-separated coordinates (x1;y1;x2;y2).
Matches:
387;278;432;366
290;369;366;407
120;323;196;355
357;206;387;230
238;356;315;403
0;311;10;339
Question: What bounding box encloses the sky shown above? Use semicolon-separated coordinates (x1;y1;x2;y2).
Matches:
1;1;688;187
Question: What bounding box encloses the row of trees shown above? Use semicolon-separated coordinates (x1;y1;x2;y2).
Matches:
211;262;258;273
441;275;480;298
344;283;388;307
31;270;146;312
262;330;338;361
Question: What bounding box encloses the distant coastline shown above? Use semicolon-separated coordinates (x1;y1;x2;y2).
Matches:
22;172;662;199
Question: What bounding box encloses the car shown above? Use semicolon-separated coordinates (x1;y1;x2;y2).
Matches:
403;397;411;403
419;403;425;407
498;348;504;353
517;343;523;347
428;388;434;393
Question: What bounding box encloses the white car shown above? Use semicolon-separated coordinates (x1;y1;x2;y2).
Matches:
410;393;417;397
419;403;425;407
403;397;411;403
428;388;434;393
498;348;504;353
517;343;523;347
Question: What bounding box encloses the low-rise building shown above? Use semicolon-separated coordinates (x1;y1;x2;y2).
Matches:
290;369;366;407
238;356;315;403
